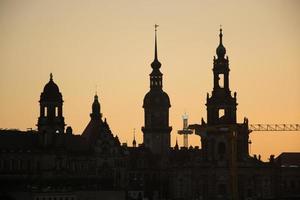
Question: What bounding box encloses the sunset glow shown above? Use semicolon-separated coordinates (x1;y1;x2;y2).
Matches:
1;0;299;160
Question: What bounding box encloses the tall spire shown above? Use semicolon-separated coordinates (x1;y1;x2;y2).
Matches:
50;73;53;81
151;24;161;69
154;24;158;60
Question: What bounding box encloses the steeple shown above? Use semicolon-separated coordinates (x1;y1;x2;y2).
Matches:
151;24;161;70
90;92;102;120
142;25;172;155
149;24;163;90
216;26;226;59
206;27;237;125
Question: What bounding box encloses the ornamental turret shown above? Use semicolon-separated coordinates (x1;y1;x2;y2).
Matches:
37;73;65;134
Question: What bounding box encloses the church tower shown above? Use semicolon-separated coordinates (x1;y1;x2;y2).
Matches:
206;28;237;125
37;73;65;134
142;25;172;154
198;28;249;162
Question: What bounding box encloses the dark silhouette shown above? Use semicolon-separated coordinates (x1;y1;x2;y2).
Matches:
0;27;299;200
142;24;172;155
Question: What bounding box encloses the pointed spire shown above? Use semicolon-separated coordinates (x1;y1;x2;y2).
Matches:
50;73;53;81
154;24;159;60
151;24;161;69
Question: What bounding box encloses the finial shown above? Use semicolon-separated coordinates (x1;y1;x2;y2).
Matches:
132;128;137;147
50;73;53;81
154;24;159;60
94;84;99;98
219;25;223;44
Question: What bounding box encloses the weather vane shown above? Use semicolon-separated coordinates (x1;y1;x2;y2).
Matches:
155;24;159;32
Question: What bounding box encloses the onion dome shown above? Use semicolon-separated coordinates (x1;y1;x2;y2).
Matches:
216;28;226;58
40;73;62;102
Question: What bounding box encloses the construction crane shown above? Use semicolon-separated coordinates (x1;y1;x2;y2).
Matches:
188;123;300;200
177;113;193;148
249;124;300;132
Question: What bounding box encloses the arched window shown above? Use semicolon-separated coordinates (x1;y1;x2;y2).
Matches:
218;74;224;88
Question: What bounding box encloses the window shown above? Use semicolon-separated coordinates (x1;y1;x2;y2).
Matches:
218;74;224;88
45;107;48;117
55;107;58;117
218;109;225;119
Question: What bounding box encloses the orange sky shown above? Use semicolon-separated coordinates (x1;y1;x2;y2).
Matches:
0;0;299;160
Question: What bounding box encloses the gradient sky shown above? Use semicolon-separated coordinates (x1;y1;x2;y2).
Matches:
0;0;299;160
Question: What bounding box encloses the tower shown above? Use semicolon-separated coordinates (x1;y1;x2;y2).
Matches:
142;25;172;154
206;28;237;125
195;28;249;162
37;73;65;134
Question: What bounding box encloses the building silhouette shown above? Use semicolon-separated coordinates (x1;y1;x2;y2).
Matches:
0;28;300;200
142;25;172;154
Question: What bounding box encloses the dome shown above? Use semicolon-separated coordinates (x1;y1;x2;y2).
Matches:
143;90;171;108
216;43;226;58
216;28;226;58
40;73;62;101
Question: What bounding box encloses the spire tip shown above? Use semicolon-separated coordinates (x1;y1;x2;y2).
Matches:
154;24;159;60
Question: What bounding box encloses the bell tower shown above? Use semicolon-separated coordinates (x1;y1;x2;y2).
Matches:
206;28;237;125
142;25;172;154
195;28;250;162
37;73;65;134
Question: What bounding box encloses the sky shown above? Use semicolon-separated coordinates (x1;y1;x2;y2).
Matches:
0;0;299;160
